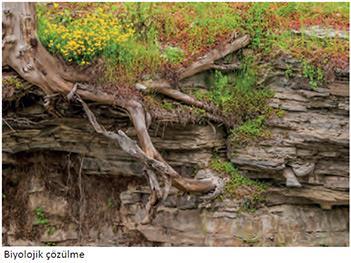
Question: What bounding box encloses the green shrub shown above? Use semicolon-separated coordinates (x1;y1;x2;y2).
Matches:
275;109;286;118
38;6;134;65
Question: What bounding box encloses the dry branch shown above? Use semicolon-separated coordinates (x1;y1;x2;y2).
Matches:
137;80;214;113
73;93;223;222
177;34;250;80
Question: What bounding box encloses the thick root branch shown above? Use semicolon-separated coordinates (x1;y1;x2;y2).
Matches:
71;91;223;222
73;93;221;192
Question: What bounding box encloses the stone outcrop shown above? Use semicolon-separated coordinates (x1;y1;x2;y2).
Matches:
229;55;349;212
2;54;349;246
120;186;348;246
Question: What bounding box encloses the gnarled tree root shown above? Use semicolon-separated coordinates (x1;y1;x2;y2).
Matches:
3;2;247;223
71;92;223;222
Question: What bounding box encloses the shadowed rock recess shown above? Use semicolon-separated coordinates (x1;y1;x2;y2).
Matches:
2;54;349;246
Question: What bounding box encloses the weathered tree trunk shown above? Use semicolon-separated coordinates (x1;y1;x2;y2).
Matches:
2;2;226;221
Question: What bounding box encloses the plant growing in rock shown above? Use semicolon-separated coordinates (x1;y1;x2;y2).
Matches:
34;207;49;225
302;60;324;90
229;115;271;146
210;159;267;208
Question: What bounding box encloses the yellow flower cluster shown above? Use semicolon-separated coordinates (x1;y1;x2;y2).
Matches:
44;8;134;65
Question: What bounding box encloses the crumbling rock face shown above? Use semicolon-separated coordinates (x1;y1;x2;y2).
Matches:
2;56;349;246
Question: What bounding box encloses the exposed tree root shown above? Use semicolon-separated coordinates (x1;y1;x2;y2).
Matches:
76;94;220;190
137;80;214;113
137;81;226;124
2;2;249;223
72;92;222;222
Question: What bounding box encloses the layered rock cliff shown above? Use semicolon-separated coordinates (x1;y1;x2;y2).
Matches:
2;54;349;246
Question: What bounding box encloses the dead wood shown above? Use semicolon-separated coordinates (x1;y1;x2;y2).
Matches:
73;94;220;194
137;81;214;113
177;34;250;80
73;93;222;222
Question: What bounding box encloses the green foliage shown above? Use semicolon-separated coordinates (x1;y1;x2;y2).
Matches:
210;158;238;176
222;85;274;126
37;3;163;84
240;195;266;213
107;198;114;209
210;159;266;192
210;71;230;105
229;115;270;146
236;116;265;137
193;108;206;117
185;3;240;47
206;57;274;127
193;89;208;101
123;2;156;41
245;3;271;50
275;31;348;73
210;159;266;202
236;234;260;245
34;207;49;225
291;2;349;18
302;60;324;90
275;3;298;17
37;2;347;85
224;85;273;123
103;38;161;84
162;46;184;64
38;5;134;65
232;56;257;92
